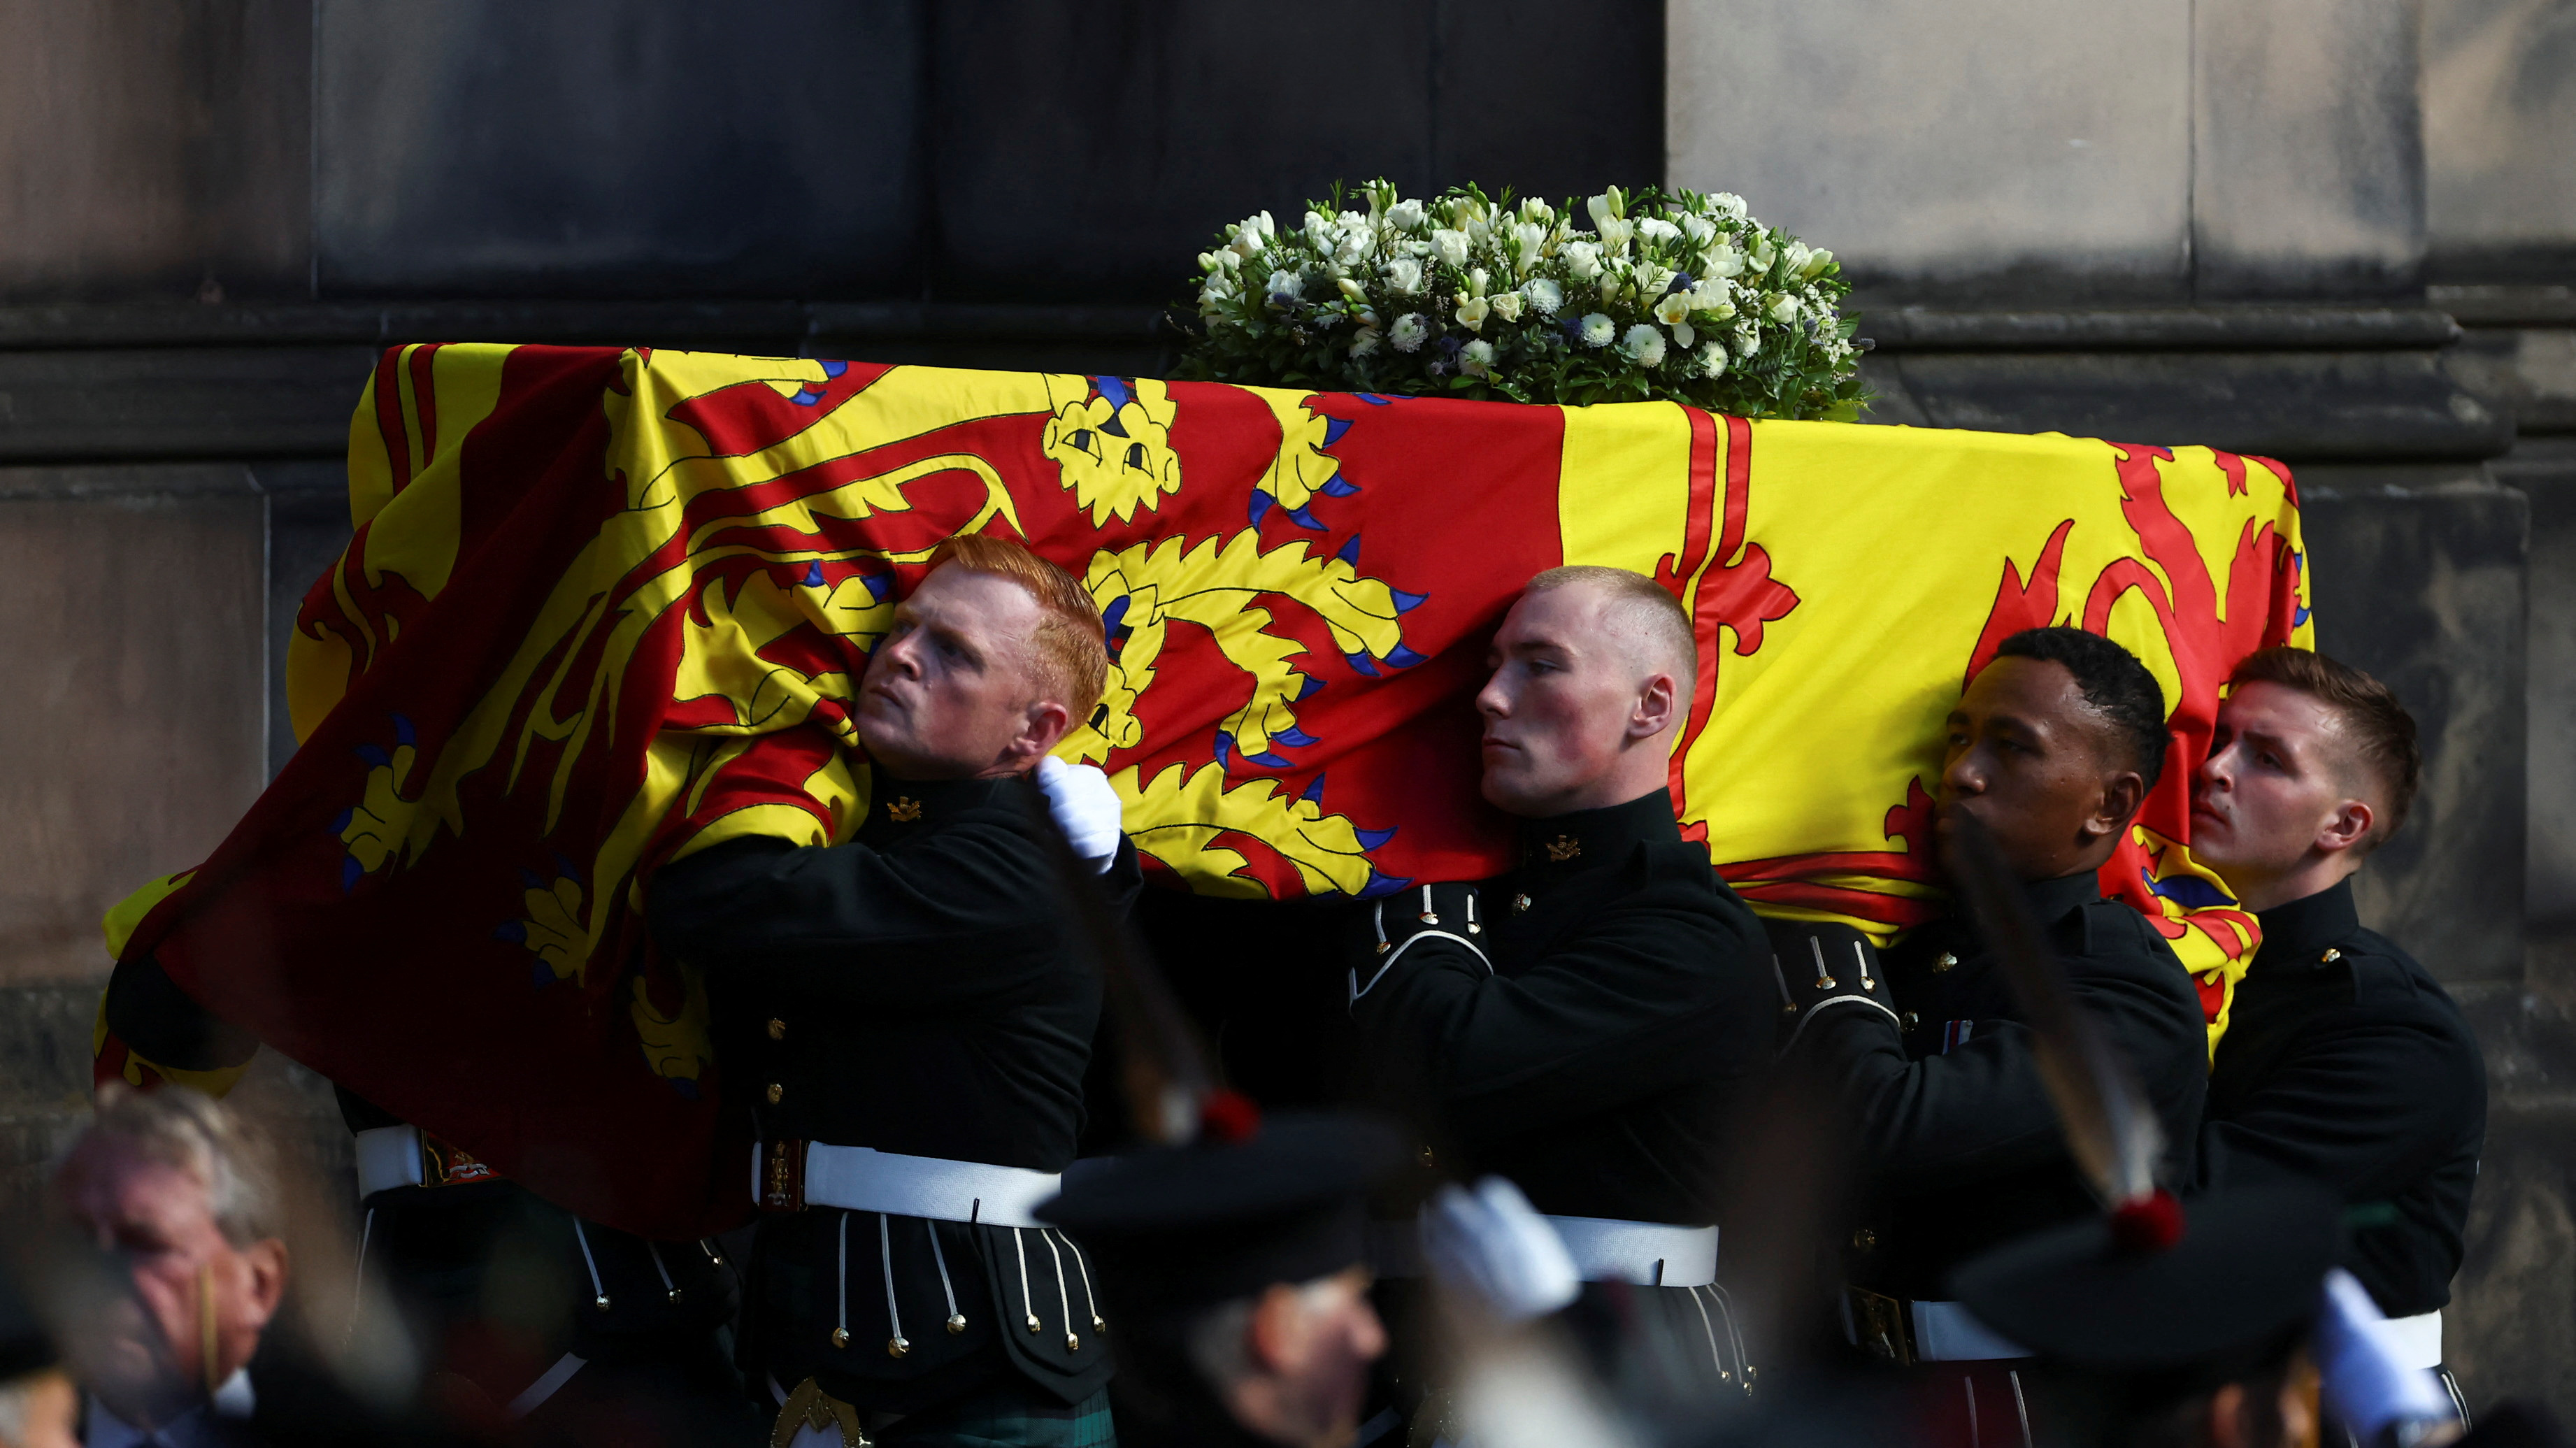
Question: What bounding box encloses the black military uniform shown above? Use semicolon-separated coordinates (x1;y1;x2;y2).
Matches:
647;766;1138;1438
1779;873;2209;1363
1349;789;1775;1402
98;957;747;1441
2198;880;2484;1332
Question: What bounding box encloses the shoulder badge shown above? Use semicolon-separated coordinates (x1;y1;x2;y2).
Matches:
887;796;923;823
1545;835;1582;862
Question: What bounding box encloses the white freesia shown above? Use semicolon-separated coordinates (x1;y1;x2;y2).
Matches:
1508;221;1549;275
1595;215;1636;253
1783;241;1813;277
1350;325;1382;358
1586;191;1622;229
1801;247;1835;279
1461;339;1496;377
1653;293;1692;328
1382;257;1424;294
1454;294;1491;332
1464;266;1489;298
1391;313;1430;352
1334;227;1375;267
1519;196;1554;224
1524;278;1564;315
1748;234;1778;273
1621;323;1667;367
1490;289;1524;322
1733;323;1761;357
1386;199;1427;231
1705;247;1746;280
1228;210;1275;259
1578;312;1616;347
1562;241;1602;281
1680;213;1715;246
1637;217;1681;244
1337;276;1368;302
1431;229;1471;268
1266;268;1305;303
1674;321;1695;347
1768;293;1800;324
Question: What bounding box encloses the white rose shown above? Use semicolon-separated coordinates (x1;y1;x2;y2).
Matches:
1525;279;1565;316
1266;268;1305;303
1454;294;1491;331
1305;210;1338;245
1689;279;1731;313
1382;257;1424;294
1701;342;1729;378
1705;248;1746;280
1680;213;1715;246
1578;313;1616;347
1768;293;1800;324
1620;323;1667;367
1562;241;1602;281
1386;199;1427;231
1431;229;1471;268
1733;324;1761;357
1637;217;1681;244
1350;326;1383;358
1489;289;1524;322
1335;228;1375;266
1712;192;1749;220
1653;292;1692;328
1461;339;1496;377
1391;313;1430;352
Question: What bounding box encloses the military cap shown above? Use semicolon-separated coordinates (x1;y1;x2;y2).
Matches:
1038;1109;1404;1312
1951;1180;2345;1376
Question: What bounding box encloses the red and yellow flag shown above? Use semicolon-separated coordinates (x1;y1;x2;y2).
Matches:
108;345;2308;1236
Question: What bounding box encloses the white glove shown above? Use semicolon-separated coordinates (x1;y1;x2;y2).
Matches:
1420;1176;1582;1328
1035;757;1124;873
2316;1268;2458;1443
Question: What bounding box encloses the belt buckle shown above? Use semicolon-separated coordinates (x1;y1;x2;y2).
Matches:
759;1138;806;1214
1845;1286;1916;1367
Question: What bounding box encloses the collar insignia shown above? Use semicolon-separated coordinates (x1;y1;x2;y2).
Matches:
1545;834;1582;862
887;796;923;823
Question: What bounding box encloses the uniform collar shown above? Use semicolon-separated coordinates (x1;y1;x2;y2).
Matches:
2023;869;2105;924
2253;877;2360;965
1512;789;1682;875
857;764;1021;845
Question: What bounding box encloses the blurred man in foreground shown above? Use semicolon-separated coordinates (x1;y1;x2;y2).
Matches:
1346;566;1774;1410
2189;647;2483;1407
1039;1111;1403;1448
1778;627;2209;1435
650;534;1136;1447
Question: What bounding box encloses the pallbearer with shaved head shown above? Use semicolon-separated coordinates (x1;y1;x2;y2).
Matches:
1346;566;1776;1417
1777;627;2212;1444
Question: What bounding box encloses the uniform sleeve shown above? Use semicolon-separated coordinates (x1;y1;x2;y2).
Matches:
1350;868;1768;1140
646;810;1123;1009
1793;936;2203;1192
2196;1004;2483;1203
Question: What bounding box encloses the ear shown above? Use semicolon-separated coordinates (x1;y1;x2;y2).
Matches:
1243;1282;1307;1374
2313;798;2373;857
2087;769;2147;843
1630;671;1681;742
994;699;1075;775
241;1239;288;1328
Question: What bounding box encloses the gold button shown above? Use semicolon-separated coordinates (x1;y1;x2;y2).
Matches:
887;1335;910;1358
947;1314;968;1335
1511;893;1533;914
765;1082;782;1105
1419;1145;1437;1169
2321;948;2343;963
831;1327;849;1348
1852;1228;1877;1252
1902;1012;1920;1030
1932;952;1959;973
767;1017;785;1040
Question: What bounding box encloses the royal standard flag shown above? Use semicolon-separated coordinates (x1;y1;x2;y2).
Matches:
105;346;2310;1238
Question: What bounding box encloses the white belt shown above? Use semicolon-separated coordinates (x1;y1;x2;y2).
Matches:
2380;1310;2444;1370
1908;1299;2031;1362
1371;1213;1719;1289
355;1124;425;1198
756;1142;1061;1229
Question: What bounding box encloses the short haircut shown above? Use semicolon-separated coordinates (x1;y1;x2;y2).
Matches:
2228;645;2421;854
1991;627;2170;794
1522;565;1698;685
72;1086;280;1247
925;534;1108;726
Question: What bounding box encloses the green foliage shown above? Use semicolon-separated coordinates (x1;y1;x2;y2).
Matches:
1173;180;1869;421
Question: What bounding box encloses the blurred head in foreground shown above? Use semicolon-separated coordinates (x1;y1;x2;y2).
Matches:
1040;1111;1403;1448
1952;1183;2342;1448
0;1264;74;1448
46;1087;286;1432
1477;566;1696;818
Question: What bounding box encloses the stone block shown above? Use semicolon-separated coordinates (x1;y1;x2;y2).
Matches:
0;0;312;303
2299;471;2527;982
2447;327;2576;436
0;346;378;461
1669;0;2193;303
259;460;355;777
2191;0;2426;300
2500;441;2576;931
2423;0;2576;283
313;0;926;299
0;468;267;985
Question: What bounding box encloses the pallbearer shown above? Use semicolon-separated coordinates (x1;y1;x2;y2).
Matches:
1345;566;1776;1406
1778;627;2210;1438
2187;646;2484;1411
648;534;1137;1448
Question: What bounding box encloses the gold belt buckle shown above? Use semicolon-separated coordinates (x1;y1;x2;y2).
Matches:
1845;1286;1917;1367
